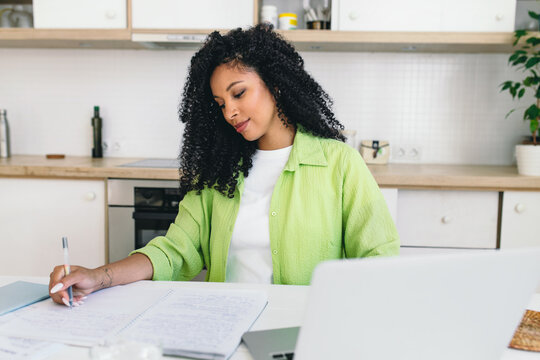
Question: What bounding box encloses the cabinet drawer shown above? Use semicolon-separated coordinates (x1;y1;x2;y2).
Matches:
397;190;498;249
33;0;126;29
132;0;254;29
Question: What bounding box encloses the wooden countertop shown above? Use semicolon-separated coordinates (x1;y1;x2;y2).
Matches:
1;155;540;191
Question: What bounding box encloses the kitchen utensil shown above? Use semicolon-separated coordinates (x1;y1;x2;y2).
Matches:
7;5;33;28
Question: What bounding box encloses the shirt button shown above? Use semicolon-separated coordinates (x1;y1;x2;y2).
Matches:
271;211;277;216
273;250;278;255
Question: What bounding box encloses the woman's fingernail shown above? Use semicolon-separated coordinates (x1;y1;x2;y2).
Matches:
72;302;80;307
77;301;84;305
51;283;64;294
61;297;70;307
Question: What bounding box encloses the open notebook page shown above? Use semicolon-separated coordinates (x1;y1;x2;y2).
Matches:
0;281;170;346
0;281;268;359
119;288;268;359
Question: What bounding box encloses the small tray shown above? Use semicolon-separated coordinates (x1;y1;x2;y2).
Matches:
509;309;540;352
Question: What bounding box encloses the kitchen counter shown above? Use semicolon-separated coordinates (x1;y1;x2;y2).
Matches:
1;155;540;190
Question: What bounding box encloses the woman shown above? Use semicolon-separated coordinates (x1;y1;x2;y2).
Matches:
49;24;399;307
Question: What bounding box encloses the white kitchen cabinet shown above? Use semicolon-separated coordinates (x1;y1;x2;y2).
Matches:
33;0;126;29
132;0;255;29
331;0;515;32
500;191;540;249
379;187;397;224
397;190;499;249
0;178;106;276
440;0;516;32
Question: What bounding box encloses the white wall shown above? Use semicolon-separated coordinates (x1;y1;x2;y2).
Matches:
0;48;530;164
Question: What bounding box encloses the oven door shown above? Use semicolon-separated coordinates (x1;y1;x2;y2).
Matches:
132;210;177;250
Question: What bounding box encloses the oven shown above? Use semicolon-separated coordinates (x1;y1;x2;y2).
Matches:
108;179;206;281
107;179;180;262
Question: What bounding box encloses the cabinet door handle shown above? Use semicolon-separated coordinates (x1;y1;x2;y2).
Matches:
495;14;503;21
441;216;452;224
85;192;97;201
348;11;359;21
514;203;525;214
106;10;117;19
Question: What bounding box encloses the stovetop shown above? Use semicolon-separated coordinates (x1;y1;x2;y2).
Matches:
119;158;180;169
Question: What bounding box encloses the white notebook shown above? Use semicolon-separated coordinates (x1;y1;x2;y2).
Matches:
0;281;268;360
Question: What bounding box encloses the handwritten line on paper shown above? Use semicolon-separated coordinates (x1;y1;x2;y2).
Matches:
0;281;268;360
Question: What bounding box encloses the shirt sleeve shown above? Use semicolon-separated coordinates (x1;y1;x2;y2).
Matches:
130;191;206;281
341;148;400;258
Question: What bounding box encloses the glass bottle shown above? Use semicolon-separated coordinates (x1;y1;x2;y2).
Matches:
0;109;10;158
92;106;103;158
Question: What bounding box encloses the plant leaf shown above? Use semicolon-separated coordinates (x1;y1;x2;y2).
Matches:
512;55;528;66
505;108;518;119
518;88;526;98
528;11;540;20
526;37;540;47
536;86;540;98
525;57;540;69
524;104;539;121
514;30;528;45
531;118;539;134
500;81;513;91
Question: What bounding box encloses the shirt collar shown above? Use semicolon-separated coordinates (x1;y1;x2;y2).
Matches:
284;125;328;172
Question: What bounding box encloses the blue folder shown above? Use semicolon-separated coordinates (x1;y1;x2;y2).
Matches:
0;281;50;316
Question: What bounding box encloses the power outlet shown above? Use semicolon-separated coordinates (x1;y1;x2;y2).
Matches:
392;145;422;162
407;146;422;161
102;140;110;155
102;139;123;155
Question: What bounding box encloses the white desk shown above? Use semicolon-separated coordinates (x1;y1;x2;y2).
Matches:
1;276;539;360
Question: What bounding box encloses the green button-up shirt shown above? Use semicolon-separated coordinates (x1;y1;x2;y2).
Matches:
133;129;399;285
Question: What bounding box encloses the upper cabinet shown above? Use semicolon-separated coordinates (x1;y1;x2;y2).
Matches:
132;0;255;30
332;0;516;32
33;0;127;29
440;0;516;32
0;0;526;52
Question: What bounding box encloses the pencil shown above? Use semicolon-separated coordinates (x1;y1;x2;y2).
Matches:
62;236;73;308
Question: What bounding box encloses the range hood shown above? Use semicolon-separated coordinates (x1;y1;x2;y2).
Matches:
132;33;207;50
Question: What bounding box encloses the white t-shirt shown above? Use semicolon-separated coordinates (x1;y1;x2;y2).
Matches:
225;145;293;283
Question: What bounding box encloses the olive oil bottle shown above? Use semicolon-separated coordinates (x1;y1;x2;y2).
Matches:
91;106;103;158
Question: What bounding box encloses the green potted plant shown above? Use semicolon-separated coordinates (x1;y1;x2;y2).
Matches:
500;10;540;176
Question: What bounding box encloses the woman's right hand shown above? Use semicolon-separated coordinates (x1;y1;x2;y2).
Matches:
48;254;154;307
48;265;104;306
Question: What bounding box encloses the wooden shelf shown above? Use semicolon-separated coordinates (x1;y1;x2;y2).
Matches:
279;30;515;53
0;28;141;49
0;28;519;52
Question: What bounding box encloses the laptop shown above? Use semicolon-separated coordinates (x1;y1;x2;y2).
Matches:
242;248;540;360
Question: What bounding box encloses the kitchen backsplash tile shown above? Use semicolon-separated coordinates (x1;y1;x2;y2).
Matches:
0;48;529;165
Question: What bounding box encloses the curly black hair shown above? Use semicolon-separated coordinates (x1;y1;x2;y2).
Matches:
178;23;344;199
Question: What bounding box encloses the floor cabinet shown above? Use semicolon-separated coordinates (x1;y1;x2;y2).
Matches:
0;178;106;276
397;190;499;249
500;191;540;249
